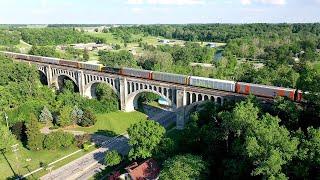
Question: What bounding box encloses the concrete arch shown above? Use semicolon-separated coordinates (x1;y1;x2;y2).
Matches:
53;73;78;87
184;96;223;121
37;66;46;76
125;88;176;112
83;80;119;99
54;74;79;92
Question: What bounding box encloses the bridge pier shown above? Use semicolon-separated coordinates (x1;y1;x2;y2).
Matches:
45;65;53;87
78;70;85;96
119;77;132;112
175;89;187;129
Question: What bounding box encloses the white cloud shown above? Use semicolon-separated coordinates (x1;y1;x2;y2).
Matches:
240;0;286;5
127;0;206;5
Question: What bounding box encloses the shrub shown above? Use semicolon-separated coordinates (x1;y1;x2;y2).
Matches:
58;106;73;127
78;109;96;127
104;150;122;167
43;131;75;150
75;134;91;148
82;143;90;151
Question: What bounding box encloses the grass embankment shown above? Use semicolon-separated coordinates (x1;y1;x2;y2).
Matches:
72;111;148;135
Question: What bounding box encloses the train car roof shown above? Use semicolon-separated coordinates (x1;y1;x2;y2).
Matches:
237;82;295;91
190;76;236;84
122;67;152;72
152;71;188;77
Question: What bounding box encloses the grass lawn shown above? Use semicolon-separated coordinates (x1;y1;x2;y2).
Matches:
72;111;148;136
0;146;95;179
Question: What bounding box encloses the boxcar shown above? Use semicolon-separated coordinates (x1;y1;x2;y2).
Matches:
152;71;189;85
29;55;43;62
59;60;79;68
42;57;60;65
79;63;103;71
236;82;295;100
189;76;236;92
103;66;121;74
122;67;152;79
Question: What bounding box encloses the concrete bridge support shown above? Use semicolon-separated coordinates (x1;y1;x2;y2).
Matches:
175;89;187;129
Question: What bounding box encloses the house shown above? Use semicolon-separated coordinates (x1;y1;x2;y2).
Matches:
124;159;160;180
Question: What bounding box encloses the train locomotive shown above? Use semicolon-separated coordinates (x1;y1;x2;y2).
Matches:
0;51;302;102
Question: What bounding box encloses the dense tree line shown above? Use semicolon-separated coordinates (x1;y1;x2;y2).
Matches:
109;23;320;43
19;28;95;45
0;30;21;45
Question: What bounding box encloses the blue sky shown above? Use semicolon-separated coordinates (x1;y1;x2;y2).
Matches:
0;0;319;24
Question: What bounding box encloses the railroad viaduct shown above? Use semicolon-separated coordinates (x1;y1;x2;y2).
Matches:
25;60;242;129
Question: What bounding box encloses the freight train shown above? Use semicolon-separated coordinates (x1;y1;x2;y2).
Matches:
1;51;303;102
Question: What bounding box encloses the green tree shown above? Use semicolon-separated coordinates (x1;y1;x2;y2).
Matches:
104;150;122;167
78;109;96;127
26;113;44;151
99;50;136;67
29;45;59;57
127;120;165;160
71;105;83;125
83;49;89;60
39;106;53;125
0;124;17;152
63;79;75;93
273;97;301;129
159;154;208;180
245;114;299;179
292;127;320;178
58;106;73;127
43;131;75;150
95;83;117;102
153;137;176;160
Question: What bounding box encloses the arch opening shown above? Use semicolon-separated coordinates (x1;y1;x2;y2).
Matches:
126;90;176;128
57;75;79;93
38;70;48;85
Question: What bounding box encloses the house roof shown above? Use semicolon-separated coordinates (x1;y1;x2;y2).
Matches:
125;159;160;180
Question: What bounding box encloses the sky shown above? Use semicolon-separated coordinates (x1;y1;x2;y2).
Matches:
0;0;319;24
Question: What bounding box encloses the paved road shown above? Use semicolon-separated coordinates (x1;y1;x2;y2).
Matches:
40;134;129;180
143;104;176;128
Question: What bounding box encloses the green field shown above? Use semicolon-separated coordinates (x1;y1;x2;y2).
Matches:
72;111;148;135
0;146;95;179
